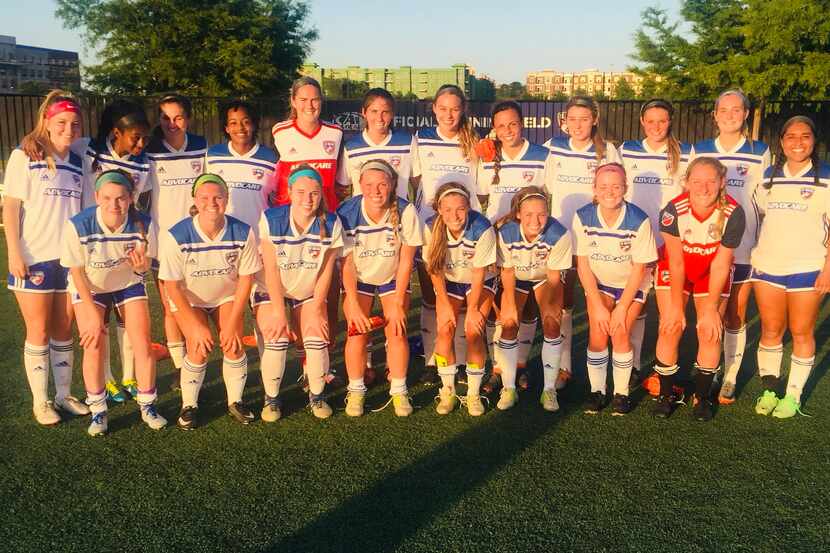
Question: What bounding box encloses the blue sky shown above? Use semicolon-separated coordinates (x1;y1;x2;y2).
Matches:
1;0;683;83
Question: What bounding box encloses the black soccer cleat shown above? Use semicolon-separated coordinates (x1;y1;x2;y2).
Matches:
228;402;255;425
652;394;674;418
177;405;198;430
611;393;632;416
584;391;606;415
693;396;714;422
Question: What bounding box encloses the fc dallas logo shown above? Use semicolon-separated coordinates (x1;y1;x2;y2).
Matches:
661;212;675;227
389;156;401;168
323;140;336;155
29;271;45;286
523;171;534;183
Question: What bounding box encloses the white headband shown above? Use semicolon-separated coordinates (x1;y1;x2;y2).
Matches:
436;186;470;203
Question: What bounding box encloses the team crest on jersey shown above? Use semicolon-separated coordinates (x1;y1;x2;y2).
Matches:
587;160;598;173
801;187;814;199
535;248;547;259
252;168;264;180
661;212;675;227
386;232;397;245
323;140;336;155
462;247;475;259
29;271;45;286
390;156;401;168
737;164;749;176
619;240;631;252
523;171;535;183
191;161;202;173
660;270;670;283
308;246;321;258
225;251;239;265
131;173;140;185
707;223;722;240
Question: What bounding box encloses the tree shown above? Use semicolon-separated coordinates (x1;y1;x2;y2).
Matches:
55;0;317;96
630;1;830;100
613;78;638;100
496;81;528;100
321;78;369;100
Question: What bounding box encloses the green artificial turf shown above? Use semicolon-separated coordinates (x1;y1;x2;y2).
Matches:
1;238;829;553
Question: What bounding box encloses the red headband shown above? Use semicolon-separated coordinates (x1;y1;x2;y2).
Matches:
594;162;626;182
46;100;80;120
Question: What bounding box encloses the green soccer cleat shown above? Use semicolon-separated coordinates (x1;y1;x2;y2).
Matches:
391;394;413;417
771;394;802;419
121;379;139;400
540;389;559;412
435;388;458;415
755;390;779;416
105;380;126;404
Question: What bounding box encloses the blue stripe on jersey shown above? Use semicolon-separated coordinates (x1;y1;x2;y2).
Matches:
337;195;411;232
146;152;206;162
499;217;569;247
87;138;149;169
263;204;339;240
70;205;150;240
550;150;596;160
206;142;277;164
349;148;411;159
575;201;649;233
29;161;84;176
145;132;208;155
168;214;251;246
206;158;275;172
620;140;692;156
693;138;769;157
711;155;763;165
425;210;492;242
345;130;412;150
481;162;545;170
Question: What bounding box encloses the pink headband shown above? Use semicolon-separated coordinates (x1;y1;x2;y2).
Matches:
46;100;80;120
594;162;626;182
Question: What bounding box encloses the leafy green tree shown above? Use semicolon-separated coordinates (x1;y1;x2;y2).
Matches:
55;0;317;96
321;78;370;100
496;81;528;100
613;77;638;100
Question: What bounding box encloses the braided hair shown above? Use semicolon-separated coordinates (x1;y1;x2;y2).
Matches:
489;101;523;187
763;115;820;191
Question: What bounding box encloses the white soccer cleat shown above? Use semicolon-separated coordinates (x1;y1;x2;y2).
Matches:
345;391;366;417
497;388;518;411
466;394;486;417
540;389;560;412
33;401;61;426
140;404;168;430
55;395;91;416
87;412;108;437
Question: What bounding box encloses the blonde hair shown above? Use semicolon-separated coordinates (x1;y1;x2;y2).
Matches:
686;157;730;235
565;96;609;162
359;159;400;242
434;85;478;161
426;182;470;275
289;76;323;120
20;89;80;171
714;89;755;152
640;99;682;176
495;186;550;230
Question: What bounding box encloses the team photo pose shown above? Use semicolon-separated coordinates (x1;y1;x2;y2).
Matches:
423;182;496;416
652;157;745;421
3;90;90;425
158;174;262;429
751;116;830;418
495;187;571;412
146;94;209;386
693;90;770;403
620;99;691;385
338;160;422;417
255;165;341;420
61;170;165;435
544;96;621;389
573;164;657;415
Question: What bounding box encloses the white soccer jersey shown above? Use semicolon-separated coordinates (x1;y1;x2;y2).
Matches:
272;120;343;210
82;137;150;208
692;137;770;264
543;136;620;239
338;129;418;200
422;210;496;284
620;140;692;245
497;218;572;281
205;142;276;232
412;127;481;220
158;215;261;308
477;140;553;223
257;205;344;301
61;205;156;293
337;195;423;285
752;162;830;275
573;202;657;289
146;132;208;236
3;148;84;265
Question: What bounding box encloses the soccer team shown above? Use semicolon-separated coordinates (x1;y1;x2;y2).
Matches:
4;78;828;436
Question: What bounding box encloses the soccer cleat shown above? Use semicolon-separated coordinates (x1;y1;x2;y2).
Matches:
652;394;675;418
435;388;458;415
643;373;661;397
693;396;714;421
771;394;802;419
497;388;518;411
310;398;333;419
554;368;571;391
140;404;168;430
121;379;139;400
33;401;61;426
228;402;255;425
345;391;366;417
466;394;485;416
177;406;198;430
481;372;501;394
261;396;282;423
755;390;779;416
584;391;606;415
392;394;413;417
87;412;108;436
718;380;737;405
105;380;126;403
611;394;631;416
540;389;559;412
55;395;90;416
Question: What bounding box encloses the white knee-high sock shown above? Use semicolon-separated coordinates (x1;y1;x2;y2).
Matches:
631;314;646;370
542;335;563;391
757;343;784;378
222;355;248;405
437;363;457;391
586;348;609;394
181;356;206;408
50;339;74;401
786;355;814;402
560;309;573;373
612;349;634;396
517;318;537;367
303;337;328;397
466;362;484;395
420;303;437;365
117;323;135;383
497;339;519;389
454;311;467;365
723;325;746;385
24;342;50;406
168;341;185;370
260;339;289;398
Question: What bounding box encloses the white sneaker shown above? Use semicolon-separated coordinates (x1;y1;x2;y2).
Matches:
140;404;168;430
345;391;365;417
87;412;108;436
435;388;458;415
55;395;91;416
261;397;282;423
540;389;559;412
466;394;485;416
33;401;61;426
497;388;518;411
310;398;333;419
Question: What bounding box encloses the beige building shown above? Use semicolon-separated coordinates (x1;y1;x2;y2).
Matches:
526;69;643;99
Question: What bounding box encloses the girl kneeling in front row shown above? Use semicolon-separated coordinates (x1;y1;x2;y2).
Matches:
61;170;165;435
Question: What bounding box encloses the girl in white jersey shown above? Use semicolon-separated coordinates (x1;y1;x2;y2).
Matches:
692;90;770;404
423;183;497;416
159;174;262;429
620;99;691;386
3;90;90;425
544;96;620;389
751;116;830;419
254;165;342;421
60;170;166;435
415;85;481;381
338;160;422;417
146;94;209;388
574;164;657;416
495;187;572;412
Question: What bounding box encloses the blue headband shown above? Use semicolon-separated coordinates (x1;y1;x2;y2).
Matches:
287;168;322;188
95;170;134;193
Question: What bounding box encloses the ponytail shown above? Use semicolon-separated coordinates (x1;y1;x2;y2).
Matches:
20;89;80;171
434;84;478;161
427;182;471;275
